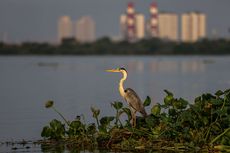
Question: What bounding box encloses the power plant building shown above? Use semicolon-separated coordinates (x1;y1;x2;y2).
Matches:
147;2;158;37
120;2;145;42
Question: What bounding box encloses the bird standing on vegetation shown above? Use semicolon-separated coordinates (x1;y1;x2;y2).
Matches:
106;67;147;127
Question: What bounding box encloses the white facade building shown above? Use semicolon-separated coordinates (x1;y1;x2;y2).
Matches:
135;14;145;39
158;13;178;41
75;16;95;43
58;16;73;42
181;12;206;42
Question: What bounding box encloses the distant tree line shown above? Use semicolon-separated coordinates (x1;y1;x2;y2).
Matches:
0;37;230;55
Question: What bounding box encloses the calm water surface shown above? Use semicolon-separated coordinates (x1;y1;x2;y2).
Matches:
0;55;229;144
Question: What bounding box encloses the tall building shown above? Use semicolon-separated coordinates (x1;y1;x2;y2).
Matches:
120;2;145;42
158;13;178;41
75;16;95;43
120;14;127;38
58;16;73;42
135;14;145;39
181;12;206;42
147;2;158;37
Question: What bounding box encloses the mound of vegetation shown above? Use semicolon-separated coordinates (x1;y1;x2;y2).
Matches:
40;89;230;152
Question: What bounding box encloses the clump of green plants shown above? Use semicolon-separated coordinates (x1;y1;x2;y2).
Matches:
41;100;97;148
41;89;230;152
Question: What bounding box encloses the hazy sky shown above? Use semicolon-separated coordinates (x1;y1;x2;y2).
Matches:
0;0;230;43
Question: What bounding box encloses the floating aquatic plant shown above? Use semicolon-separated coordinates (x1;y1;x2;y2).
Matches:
41;89;230;152
44;100;69;125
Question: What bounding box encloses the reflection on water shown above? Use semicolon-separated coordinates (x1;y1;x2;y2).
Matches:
0;141;114;153
125;58;206;73
0;56;229;145
148;59;205;73
34;56;210;74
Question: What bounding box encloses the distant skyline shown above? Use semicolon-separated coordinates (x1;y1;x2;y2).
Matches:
0;0;230;43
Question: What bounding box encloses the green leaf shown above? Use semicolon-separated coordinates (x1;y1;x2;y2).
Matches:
215;90;224;97
168;108;177;116
100;116;115;126
202;93;216;100
111;101;123;110
212;107;228;116
164;89;173;96
179;111;192;123
41;126;51;137
69;120;82;129
224;89;230;101
224;89;230;95
210;99;223;106
50;119;63;129
143;96;151;107
145;116;156;127
151;104;161;116
164;95;173;106
173;98;188;109
194;96;202;104
87;123;96;135
43;119;65;139
67;120;84;136
179;98;189;109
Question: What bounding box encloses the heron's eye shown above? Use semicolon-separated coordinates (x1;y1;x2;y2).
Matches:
124;89;127;93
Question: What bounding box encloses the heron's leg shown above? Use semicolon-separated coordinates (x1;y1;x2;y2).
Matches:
133;111;137;127
130;110;134;127
130;108;137;127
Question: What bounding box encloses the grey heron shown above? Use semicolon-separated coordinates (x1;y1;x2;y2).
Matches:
106;67;147;127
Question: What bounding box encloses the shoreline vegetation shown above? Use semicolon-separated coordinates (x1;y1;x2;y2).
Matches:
38;89;230;152
1;38;230;55
1;89;230;152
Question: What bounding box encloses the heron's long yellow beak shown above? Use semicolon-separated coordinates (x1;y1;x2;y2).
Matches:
106;69;120;72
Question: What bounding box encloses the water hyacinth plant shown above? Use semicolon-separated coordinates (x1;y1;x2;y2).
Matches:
41;89;230;152
44;100;69;126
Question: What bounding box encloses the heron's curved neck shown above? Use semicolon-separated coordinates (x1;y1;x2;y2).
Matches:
119;71;127;98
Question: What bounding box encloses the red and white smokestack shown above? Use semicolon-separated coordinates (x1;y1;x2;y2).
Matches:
150;2;158;37
126;2;136;41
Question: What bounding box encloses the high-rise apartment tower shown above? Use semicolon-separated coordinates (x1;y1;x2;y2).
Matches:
158;13;178;41
75;16;95;43
181;12;206;42
58;16;73;42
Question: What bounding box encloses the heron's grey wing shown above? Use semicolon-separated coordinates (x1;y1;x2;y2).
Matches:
124;88;147;116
